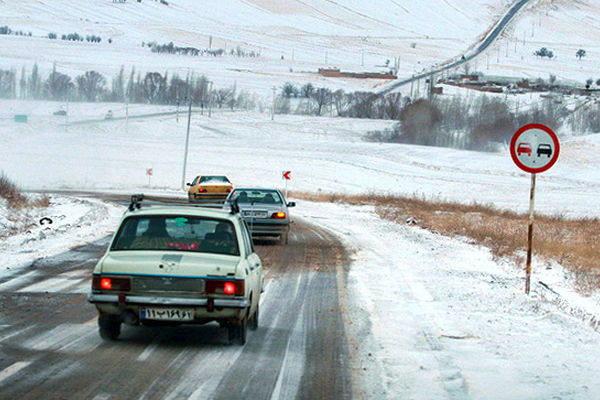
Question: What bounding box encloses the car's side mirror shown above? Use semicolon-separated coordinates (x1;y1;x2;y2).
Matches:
186;183;192;186
287;202;296;207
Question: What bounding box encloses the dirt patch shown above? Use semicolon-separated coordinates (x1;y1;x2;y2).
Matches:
290;190;600;293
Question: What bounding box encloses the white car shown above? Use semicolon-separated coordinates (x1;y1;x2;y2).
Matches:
88;195;262;345
225;188;295;244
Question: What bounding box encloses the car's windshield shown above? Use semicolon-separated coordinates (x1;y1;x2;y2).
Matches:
199;176;230;184
111;215;239;256
232;189;282;204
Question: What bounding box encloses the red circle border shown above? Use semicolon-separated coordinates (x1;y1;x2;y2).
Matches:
510;123;560;174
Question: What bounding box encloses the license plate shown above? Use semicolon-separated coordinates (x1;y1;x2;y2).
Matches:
141;307;194;321
243;211;267;218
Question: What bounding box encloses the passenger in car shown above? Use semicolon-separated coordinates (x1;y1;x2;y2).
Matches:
130;218;172;249
262;194;276;203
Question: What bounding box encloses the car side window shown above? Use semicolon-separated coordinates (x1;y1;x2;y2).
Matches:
241;220;254;255
191;176;199;186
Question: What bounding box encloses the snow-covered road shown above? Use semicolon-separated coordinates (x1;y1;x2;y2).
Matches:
299;201;600;399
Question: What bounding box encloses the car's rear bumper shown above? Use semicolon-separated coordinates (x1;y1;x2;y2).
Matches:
245;220;289;236
88;293;249;308
189;193;229;200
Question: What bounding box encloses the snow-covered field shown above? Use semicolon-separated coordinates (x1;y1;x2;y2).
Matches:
0;195;122;271
0;0;513;95
2;0;600;96
2;100;599;218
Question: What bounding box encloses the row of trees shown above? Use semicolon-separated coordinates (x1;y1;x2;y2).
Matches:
364;95;600;151
145;42;259;58
0;26;32;36
2;65;598;151
0;65;260;110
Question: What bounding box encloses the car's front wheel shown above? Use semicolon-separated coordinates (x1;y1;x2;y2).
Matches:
98;314;121;341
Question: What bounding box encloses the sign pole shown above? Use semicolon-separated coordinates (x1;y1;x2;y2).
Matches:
181;100;192;190
525;173;536;294
510;123;559;295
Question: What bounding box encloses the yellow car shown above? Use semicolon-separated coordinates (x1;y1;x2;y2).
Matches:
187;175;233;202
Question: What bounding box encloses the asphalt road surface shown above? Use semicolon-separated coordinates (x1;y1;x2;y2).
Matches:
0;202;352;400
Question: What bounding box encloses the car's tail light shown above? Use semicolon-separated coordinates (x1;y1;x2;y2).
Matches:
205;279;244;296
271;212;286;219
198;188;207;193
92;275;131;291
227;187;233;193
223;282;235;294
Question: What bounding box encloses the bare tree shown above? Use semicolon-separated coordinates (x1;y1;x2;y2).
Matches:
0;69;16;98
76;71;106;101
382;92;403;120
45;66;73;100
143;72;166;103
311;87;332;115
300;82;314;98
214;87;233;108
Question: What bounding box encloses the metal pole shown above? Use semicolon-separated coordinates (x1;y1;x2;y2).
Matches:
208;81;213;118
525;173;537;294
65;96;69;132
271;86;276;121
181;100;192;190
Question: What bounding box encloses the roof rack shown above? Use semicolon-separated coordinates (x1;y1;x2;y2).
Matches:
128;194;240;214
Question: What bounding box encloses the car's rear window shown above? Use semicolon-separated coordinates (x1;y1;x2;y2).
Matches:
231;190;282;204
111;216;239;256
199;176;230;184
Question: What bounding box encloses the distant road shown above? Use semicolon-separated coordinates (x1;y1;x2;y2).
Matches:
378;0;531;95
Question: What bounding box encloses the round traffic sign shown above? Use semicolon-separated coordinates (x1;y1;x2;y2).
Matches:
510;123;560;173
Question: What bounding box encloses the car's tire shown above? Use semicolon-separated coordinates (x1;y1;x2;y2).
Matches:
98;314;121;341
238;310;248;345
249;305;259;331
227;312;248;346
279;231;288;245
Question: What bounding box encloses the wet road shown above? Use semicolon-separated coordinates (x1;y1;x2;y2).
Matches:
0;208;352;400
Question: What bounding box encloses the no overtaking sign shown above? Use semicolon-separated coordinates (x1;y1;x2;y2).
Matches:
510;123;560;174
510;123;560;295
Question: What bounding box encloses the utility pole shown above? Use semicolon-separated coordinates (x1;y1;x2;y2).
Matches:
125;97;129;133
271;86;276;121
65;96;69;132
208;81;213;118
181;98;192;191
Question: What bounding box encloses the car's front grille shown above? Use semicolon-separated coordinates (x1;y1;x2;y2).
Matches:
132;276;205;293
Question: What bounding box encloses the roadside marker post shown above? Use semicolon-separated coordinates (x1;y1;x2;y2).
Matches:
510;123;560;294
146;168;153;187
282;170;291;199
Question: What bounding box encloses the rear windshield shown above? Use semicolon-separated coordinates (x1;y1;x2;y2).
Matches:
111;216;239;256
231;189;282;204
199;176;230;184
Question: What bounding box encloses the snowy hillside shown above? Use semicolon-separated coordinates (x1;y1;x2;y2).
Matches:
0;0;516;95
